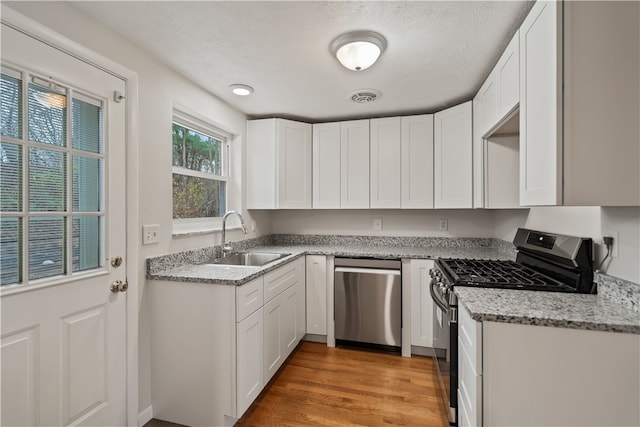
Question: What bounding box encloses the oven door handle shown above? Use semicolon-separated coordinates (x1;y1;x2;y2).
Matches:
430;278;450;313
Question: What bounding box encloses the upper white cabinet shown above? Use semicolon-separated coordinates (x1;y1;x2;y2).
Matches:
341;120;370;208
473;30;519;208
401;115;434;209
247;118;312;209
434;101;473;208
312;122;341;209
312;120;370;209
370;117;402;208
520;1;639;206
495;30;520;123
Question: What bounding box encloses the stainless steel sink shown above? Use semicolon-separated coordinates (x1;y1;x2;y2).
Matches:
201;251;291;267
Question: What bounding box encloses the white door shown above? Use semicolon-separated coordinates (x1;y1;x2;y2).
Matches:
0;24;128;426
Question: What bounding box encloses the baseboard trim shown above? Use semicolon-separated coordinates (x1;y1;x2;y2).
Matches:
138;405;153;427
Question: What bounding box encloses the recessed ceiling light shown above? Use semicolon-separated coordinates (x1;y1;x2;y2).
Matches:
330;31;387;71
229;84;254;96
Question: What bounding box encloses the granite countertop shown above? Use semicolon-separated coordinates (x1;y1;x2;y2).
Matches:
455;286;640;334
146;235;515;286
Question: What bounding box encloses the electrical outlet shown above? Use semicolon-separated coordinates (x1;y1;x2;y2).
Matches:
373;218;383;231
439;218;448;231
142;224;160;245
603;230;619;258
251;220;256;232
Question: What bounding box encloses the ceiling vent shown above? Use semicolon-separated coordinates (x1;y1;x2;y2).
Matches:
349;89;381;104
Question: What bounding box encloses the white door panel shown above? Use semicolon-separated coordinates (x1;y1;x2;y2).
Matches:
1;24;127;426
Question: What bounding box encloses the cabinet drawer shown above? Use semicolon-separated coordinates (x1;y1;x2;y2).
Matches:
264;258;302;303
459;305;482;373
236;277;264;322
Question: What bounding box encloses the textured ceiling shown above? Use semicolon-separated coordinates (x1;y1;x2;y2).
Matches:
69;1;534;122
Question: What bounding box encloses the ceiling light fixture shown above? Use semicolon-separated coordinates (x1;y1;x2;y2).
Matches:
229;84;254;96
330;30;387;71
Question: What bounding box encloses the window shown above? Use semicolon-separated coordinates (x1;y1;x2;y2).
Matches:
172;112;229;225
0;66;104;286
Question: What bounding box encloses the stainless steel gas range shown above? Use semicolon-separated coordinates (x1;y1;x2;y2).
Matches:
430;228;594;426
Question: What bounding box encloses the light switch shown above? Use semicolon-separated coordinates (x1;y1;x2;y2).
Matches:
373;218;383;231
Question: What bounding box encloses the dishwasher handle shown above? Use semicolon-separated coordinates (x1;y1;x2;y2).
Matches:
335;267;401;276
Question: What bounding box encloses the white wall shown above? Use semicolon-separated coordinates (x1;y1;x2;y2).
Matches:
272;209;496;237
4;1;272;417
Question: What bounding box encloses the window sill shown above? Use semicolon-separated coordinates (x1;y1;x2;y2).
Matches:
172;223;244;238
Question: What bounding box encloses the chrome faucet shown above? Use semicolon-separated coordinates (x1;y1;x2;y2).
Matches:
221;210;248;257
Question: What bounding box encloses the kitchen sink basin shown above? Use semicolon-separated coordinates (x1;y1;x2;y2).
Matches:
202;251;291;267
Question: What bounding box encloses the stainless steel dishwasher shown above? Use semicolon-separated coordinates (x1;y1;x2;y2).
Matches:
334;258;402;349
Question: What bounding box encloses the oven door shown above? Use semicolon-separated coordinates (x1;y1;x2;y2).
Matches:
431;280;457;426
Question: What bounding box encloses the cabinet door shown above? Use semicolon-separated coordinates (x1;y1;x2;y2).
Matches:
294;259;306;341
409;259;434;347
236;308;263;417
277;119;312;209
472;95;486;209
282;285;298;356
496;30;520;121
370;117;401;208
247;119;277;209
263;295;283;383
401;115;434;209
306;255;327;335
312;123;341;209
434;102;473;208
519;0;563;206
340;120;370;208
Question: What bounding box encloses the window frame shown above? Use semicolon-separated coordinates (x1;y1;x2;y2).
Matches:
171;109;232;235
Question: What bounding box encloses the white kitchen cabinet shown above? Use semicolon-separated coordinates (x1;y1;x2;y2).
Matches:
236;307;263;417
263;257;305;383
340;119;370;209
495;30;519;122
312;122;341;209
482;321;640;426
370;117;401;208
519;1;639;206
306;255;327;335
472;30;519;209
401;115;434;209
434;101;473;208
150;257;306;426
247;118;312;209
408;259;434;348
458;307;482;427
484;133;520;209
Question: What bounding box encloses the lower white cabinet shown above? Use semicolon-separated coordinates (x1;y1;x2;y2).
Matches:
264;257;306;383
459;307;640;426
306;255;328;335
236;307;264;416
408;259;435;348
150;257;306;426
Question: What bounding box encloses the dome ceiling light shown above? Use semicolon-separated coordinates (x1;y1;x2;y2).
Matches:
330;30;387;71
229;84;254;96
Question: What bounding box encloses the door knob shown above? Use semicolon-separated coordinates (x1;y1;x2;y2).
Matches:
110;280;128;293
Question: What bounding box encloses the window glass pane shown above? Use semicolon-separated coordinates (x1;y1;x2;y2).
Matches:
72;216;100;272
72;97;102;153
172;123;222;175
28;83;67;146
172;174;225;219
73;156;101;212
1;72;22;138
0;217;22;286
29;147;66;212
28;217;65;280
0;143;22;212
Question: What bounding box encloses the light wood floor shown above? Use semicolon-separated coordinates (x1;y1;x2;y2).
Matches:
146;340;448;427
